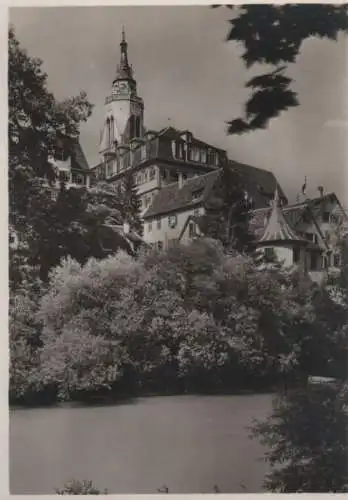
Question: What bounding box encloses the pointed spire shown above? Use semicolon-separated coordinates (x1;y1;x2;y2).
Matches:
260;187;303;243
115;26;133;81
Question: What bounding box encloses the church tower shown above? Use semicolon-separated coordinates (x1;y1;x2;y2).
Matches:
100;28;144;159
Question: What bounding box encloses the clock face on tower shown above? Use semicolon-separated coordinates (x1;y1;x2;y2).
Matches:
113;81;129;95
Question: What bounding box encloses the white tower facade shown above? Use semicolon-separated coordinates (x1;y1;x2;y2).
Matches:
100;28;144;160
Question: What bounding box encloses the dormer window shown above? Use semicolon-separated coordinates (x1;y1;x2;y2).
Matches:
192;188;204;201
168;214;177;229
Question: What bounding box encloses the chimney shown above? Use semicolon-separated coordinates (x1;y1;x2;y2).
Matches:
123;221;130;234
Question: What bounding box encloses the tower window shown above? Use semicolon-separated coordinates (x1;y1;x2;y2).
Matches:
135;116;141;137
322;212;330;223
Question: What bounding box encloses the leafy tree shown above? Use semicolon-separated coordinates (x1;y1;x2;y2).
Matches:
199;165;255;254
9;277;46;402
121;170;143;236
8;27;93;221
212;5;348;134
252;382;348;492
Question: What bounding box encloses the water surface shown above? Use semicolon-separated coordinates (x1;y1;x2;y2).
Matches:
10;394;271;494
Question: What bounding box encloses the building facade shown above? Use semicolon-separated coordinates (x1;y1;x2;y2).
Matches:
90;30;288;238
250;191;347;282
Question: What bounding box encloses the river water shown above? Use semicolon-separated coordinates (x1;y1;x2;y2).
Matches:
10;393;272;494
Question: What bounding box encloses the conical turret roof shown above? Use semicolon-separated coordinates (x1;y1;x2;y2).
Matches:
259;188;305;243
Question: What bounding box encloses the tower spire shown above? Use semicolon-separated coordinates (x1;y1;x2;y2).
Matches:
115;26;133;81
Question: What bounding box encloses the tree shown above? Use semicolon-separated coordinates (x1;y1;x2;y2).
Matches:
212;5;348;134
121;170;143;236
9;27;93;282
252;382;348;492
9;27;93;221
199;164;255;254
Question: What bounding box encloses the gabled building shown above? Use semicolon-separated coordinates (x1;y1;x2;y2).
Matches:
49;135;91;194
142;165;286;249
90;30;287;237
251;191;347;282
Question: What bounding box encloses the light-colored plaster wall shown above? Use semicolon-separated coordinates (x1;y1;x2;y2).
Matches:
143;205;204;245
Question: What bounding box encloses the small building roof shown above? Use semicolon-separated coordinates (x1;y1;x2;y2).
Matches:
143;170;219;219
259;189;306;245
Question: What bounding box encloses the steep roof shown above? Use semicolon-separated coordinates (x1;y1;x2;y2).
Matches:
259;189;305;244
143;170;220;219
70;140;90;171
56;136;90;171
228;160;288;207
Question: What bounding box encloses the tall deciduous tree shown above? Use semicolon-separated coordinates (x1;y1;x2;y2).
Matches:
199;165;254;254
8;27;93;221
121;170;143;236
212;5;348;134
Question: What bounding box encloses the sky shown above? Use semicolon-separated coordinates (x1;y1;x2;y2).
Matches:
9;5;348;206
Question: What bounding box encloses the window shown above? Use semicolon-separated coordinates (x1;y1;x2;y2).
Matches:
149;167;156;181
264;247;274;260
148;222;152;232
333;253;341;267
156;218;161;230
310;251;318;270
55;148;68;162
59;171;70;183
189;222;196;238
71;172;85;185
322;212;330;223
157;241;163;251
293;247;300;264
168;214;177;228
192;188;204;201
171;140;176;158
201;149;207;163
192;147;200;162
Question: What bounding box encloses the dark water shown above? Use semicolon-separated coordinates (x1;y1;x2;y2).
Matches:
10;394;272;494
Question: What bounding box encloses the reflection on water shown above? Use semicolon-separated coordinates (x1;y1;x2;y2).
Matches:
10;394;271;494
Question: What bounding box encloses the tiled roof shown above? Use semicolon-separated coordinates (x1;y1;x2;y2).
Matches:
144;161;286;219
259;190;305;244
143;170;220;219
57;135;90;171
259;205;304;244
228;160;288;207
71;140;90;171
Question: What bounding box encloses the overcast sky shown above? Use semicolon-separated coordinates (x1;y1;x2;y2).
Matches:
10;6;348;206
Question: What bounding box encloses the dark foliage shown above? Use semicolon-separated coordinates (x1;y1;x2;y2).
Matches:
252;383;348;492
212;5;348;133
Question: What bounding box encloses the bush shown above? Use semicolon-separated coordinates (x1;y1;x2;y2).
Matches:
56;479;107;495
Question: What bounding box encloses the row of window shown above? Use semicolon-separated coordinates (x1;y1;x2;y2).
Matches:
134;167;156;185
171;140;220;166
58;171;86;185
